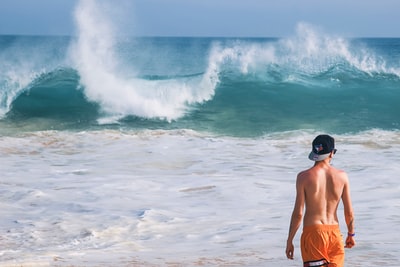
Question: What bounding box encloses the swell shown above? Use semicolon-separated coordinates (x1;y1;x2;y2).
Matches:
205;77;400;136
1;44;400;136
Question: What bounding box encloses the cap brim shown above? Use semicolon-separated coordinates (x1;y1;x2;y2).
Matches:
308;152;331;161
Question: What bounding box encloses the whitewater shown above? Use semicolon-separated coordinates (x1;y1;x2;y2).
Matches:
0;0;400;266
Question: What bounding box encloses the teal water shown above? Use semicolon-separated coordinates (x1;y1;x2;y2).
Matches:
1;34;400;136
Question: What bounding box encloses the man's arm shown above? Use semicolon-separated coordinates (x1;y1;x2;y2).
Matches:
286;174;305;259
341;173;355;248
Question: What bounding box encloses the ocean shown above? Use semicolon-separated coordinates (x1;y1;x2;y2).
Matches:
1;2;400;266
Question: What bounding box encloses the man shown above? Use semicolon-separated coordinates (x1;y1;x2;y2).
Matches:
285;134;355;267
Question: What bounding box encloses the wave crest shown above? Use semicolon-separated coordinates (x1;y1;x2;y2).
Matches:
70;0;217;122
206;23;400;85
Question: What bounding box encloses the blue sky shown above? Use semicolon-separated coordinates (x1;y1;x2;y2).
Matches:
0;0;399;37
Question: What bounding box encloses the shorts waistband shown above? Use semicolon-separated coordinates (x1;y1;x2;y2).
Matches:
303;224;340;233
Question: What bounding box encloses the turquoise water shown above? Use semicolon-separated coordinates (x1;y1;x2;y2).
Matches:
1;34;399;136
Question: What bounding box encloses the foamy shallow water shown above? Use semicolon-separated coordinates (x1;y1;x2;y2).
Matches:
0;129;399;266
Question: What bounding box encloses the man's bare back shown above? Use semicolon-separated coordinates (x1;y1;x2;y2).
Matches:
299;161;349;227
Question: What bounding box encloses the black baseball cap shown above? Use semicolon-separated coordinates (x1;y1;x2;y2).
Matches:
308;135;336;161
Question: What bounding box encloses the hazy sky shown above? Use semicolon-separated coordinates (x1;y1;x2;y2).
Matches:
0;0;399;37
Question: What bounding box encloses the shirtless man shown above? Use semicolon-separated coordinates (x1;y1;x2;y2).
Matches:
285;135;355;267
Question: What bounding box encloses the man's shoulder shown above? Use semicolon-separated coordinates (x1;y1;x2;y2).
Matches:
330;165;348;176
334;168;349;182
297;168;314;180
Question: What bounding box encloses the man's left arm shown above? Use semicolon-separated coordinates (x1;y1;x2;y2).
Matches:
286;174;305;259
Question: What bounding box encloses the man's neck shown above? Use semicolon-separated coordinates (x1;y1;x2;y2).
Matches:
314;159;331;168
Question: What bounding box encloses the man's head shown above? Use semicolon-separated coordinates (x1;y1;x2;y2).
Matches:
308;134;337;161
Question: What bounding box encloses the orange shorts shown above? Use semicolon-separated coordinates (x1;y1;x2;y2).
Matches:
301;224;344;267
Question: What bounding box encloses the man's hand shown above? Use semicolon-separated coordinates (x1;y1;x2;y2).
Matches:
286;241;294;259
345;235;355;248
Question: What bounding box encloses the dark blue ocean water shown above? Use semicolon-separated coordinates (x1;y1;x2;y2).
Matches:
1;33;399;137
